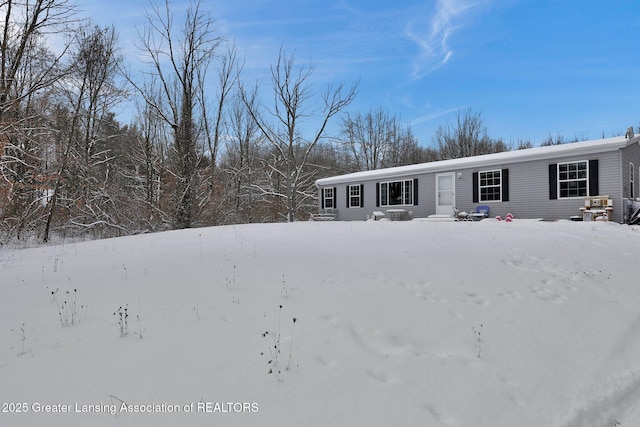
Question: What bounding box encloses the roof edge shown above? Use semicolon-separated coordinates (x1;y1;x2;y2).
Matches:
316;135;639;186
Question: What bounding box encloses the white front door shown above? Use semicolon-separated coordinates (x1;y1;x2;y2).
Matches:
436;173;455;215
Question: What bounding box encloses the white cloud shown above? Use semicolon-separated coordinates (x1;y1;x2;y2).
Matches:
404;0;484;79
410;105;468;127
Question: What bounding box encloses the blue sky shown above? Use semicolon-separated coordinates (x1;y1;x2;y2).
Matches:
83;0;640;147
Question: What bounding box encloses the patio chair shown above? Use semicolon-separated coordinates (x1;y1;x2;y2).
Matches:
469;205;490;221
452;207;470;221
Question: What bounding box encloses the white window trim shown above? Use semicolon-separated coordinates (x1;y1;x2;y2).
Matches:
478;169;502;202
557;160;589;199
323;188;334;208
348;184;361;208
379;179;413;207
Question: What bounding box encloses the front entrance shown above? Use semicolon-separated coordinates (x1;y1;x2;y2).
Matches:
436;173;455;215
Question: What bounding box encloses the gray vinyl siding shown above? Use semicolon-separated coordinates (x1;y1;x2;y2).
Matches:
457;151;622;222
505;151;621;222
622;142;640;200
333;154;618;221
419;174;436;217
336;177;424;221
317;138;640;223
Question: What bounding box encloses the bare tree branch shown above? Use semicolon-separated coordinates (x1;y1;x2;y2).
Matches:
240;48;357;221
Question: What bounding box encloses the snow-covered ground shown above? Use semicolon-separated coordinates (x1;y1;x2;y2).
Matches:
1;219;639;427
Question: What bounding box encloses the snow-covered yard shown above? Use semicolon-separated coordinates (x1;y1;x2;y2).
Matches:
1;219;639;426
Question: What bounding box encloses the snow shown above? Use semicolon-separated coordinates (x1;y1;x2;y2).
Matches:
1;219;640;426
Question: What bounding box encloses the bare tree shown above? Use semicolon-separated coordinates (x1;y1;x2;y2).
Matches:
540;133;577;146
383;126;432;168
118;94;172;231
220;91;264;223
340;107;426;170
133;0;222;229
200;41;241;179
42;24;125;241
340;107;393;170
514;139;534;150
196;41;242;224
0;0;75;121
241;49;358;222
434;108;506;159
0;0;76;240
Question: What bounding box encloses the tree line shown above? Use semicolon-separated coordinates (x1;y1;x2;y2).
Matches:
0;1;636;243
0;0;353;241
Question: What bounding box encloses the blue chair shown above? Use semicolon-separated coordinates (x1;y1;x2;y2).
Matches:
469;205;490;220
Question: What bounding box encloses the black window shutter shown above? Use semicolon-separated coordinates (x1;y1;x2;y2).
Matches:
501;169;509;202
472;172;479;203
320;188;325;209
549;164;558;200
589;159;599;196
360;184;364;207
346;185;350;208
376;183;380;207
413;178;419;205
333;187;337;208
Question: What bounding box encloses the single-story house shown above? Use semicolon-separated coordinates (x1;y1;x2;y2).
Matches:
315;132;640;223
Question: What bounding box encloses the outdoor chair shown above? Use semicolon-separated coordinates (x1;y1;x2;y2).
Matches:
469;205;490;221
452;207;470;221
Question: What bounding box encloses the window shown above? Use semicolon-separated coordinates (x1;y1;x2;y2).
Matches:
479;169;502;202
473;169;509;203
379;180;413;206
630;163;636;199
549;160;597;200
323;187;335;208
558;161;588;198
348;185;362;208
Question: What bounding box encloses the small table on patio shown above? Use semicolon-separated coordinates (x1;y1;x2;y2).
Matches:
386;209;408;221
